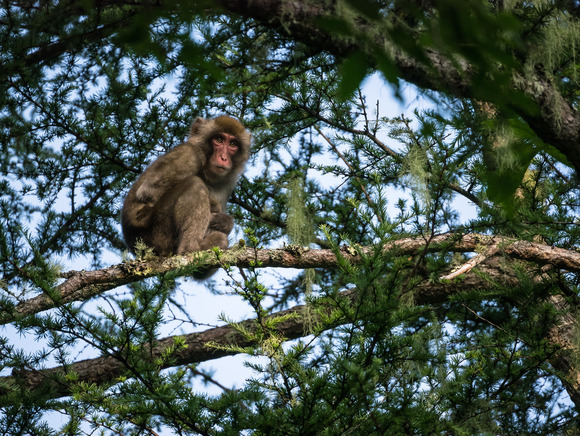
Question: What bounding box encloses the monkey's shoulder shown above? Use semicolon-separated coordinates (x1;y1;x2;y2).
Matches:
146;142;205;172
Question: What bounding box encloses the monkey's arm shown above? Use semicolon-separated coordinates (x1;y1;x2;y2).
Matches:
134;143;202;206
208;213;234;234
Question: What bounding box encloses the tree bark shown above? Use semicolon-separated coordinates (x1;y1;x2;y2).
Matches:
215;0;580;172
5;233;580;323
5;259;580;408
8;0;579;171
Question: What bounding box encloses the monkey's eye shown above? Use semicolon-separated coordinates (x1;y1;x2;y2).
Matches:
213;135;224;143
229;141;239;150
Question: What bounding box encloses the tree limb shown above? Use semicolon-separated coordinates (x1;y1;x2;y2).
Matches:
7;0;579;169
4;259;579;408
4;233;580;324
215;0;580;172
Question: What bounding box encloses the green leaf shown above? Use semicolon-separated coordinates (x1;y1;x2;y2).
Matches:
316;17;355;37
343;0;381;20
375;51;399;85
338;51;370;99
484;141;538;213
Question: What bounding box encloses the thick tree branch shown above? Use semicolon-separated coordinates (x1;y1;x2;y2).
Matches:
5;260;579;408
3;233;580;324
8;0;580;169
0;263;526;399
3;293;326;402
216;0;580;172
547;294;580;409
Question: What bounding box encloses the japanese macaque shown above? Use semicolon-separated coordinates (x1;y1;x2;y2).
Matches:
121;116;251;268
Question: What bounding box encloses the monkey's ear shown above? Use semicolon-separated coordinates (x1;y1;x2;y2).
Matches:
189;117;207;137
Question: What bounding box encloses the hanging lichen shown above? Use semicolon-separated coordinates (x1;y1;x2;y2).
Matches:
525;8;580;85
287;176;315;247
400;142;432;207
287;176;316;295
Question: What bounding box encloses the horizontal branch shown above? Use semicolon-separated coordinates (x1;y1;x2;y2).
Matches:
3;233;580;324
4;247;580;406
0;261;525;401
7;1;580;169
3;294;322;402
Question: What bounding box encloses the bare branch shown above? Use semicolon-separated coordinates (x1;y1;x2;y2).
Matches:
440;245;499;280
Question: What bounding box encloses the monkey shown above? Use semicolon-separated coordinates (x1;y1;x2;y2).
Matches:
121;115;251;272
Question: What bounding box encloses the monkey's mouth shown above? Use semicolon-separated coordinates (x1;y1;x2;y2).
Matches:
213;164;231;173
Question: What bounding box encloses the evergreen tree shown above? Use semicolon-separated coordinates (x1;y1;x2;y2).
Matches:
1;0;580;433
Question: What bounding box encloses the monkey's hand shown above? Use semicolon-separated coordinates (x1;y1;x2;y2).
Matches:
209;213;234;234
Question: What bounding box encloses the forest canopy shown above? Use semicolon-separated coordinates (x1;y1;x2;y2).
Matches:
1;0;580;434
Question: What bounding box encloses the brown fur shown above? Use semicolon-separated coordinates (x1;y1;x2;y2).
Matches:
122;116;251;268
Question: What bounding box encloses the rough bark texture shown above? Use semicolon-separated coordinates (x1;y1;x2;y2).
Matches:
11;0;578;171
6;233;580;324
215;0;580;172
547;294;580;409
4;253;580;406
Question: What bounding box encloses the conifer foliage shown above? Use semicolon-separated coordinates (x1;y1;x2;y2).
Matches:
1;0;580;433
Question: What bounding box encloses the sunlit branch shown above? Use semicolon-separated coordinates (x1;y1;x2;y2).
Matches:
3;233;580;324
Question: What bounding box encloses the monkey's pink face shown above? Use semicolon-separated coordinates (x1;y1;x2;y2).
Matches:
208;132;240;175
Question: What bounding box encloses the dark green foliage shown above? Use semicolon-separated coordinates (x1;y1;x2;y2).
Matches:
0;0;579;434
338;51;371;99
